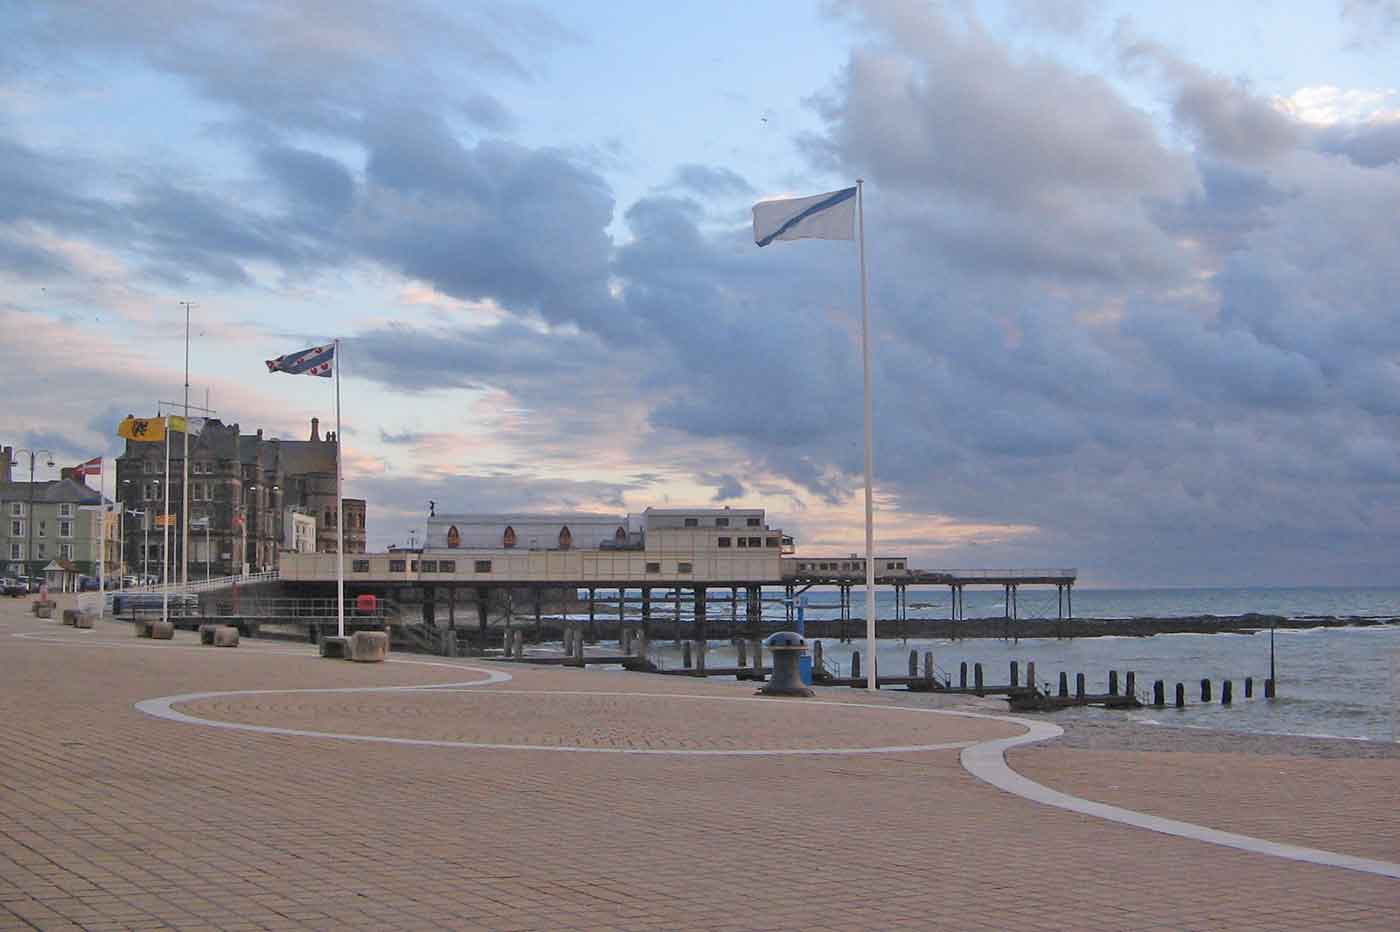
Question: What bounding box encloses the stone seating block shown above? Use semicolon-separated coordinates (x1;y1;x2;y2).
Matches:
199;624;219;645
213;626;239;647
136;619;155;637
62;608;80;626
319;636;351;659
349;630;389;663
35;602;54;619
150;620;175;640
74;612;95;629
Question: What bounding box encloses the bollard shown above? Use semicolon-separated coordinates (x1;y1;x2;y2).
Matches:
973;662;984;695
909;650;919;677
750;638;762;671
1244;676;1254;698
682;641;693;669
959;661;967;689
1075;672;1085;699
759;632;813;697
1108;670;1119;696
1175;683;1185;707
621;628;633;655
1264;678;1276;699
1026;661;1036;690
512;629;524;660
736;638;748;668
812;639;824;672
1222;680;1233;705
851;650;861;681
1153;680;1165;707
923;651;934;681
503;627;512;652
1124;671;1135;697
1010;660;1019;687
1201;679;1212;702
1058;671;1069;698
573;627;585;664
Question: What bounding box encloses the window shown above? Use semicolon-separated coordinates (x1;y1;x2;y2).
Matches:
37;521;46;538
10;520;21;537
474;560;492;573
9;544;19;560
59;544;72;559
438;560;456;573
737;537;747;548
352;560;370;573
645;562;661;573
144;482;157;500
59;521;72;538
748;537;761;548
746;517;761;527
9;503;21;516
421;560;437;573
684;518;698;527
715;517;729;527
766;537;779;548
58;503;73;517
717;536;731;547
410;561;420;572
677;562;693;573
389;559;406;573
37;544;46;557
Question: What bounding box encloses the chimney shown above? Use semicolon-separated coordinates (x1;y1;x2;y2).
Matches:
0;446;11;483
60;467;78;481
256;428;262;439
310;417;320;441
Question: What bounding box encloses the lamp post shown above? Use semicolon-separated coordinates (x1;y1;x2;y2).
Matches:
13;448;54;584
127;509;148;587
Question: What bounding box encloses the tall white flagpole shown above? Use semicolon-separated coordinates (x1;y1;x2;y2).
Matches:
181;301;193;590
97;459;105;622
162;417;170;625
857;179;877;692
335;338;345;639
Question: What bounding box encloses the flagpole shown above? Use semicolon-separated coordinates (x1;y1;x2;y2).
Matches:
180;301;194;591
97;458;105;623
856;179;877;692
162;416;170;626
335;338;345;639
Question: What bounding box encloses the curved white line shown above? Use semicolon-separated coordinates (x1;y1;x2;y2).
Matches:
135;680;981;756
960;722;1400;880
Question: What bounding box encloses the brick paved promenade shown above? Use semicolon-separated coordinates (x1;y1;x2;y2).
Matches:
2;598;1396;930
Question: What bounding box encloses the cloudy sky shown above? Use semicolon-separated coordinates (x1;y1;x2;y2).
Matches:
3;0;1400;587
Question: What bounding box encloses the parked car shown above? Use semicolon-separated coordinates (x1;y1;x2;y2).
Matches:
2;578;26;597
78;576;100;591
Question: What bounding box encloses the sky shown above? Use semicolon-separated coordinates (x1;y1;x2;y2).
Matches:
3;0;1400;588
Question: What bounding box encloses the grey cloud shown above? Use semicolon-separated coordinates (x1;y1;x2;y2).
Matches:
379;429;428;445
701;473;746;502
1314;118;1400;166
669;164;754;198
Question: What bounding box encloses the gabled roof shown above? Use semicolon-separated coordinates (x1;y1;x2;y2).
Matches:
0;478;102;505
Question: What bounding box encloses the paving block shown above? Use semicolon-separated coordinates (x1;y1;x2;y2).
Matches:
349;630;389;663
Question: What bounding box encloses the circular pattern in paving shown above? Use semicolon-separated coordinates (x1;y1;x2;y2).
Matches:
158;685;1023;755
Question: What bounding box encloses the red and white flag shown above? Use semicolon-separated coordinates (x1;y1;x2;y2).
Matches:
72;456;102;480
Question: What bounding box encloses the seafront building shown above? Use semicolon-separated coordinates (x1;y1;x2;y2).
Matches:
115;417;366;579
0;446;114;583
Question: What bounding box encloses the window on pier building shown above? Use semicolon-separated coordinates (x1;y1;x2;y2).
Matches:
389;559;406;573
765;537;779;547
421;560;437;573
737;537;747;548
645;562;660;573
746;517;761;527
410;561;419;572
684;518;698;527
677;562;693;573
715;517;729;527
748;537;761;548
717;537;731;547
503;526;516;548
352;560;370;572
474;560;492;573
438;560;456;572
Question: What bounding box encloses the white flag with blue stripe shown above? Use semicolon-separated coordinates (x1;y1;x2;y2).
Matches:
752;186;856;247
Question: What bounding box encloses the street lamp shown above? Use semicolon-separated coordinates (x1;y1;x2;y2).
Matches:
127;508;149;586
12;448;54;585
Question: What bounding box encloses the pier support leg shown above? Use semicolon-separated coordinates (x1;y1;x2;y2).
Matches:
533;587;542;643
1201;679;1212;703
1245;676;1253;699
960;662;967;689
694;586;707;674
850;650;861;683
1109;670;1119;696
1222;680;1233;705
1124;671;1135;697
1076;673;1085;699
476;586;489;645
909;650;919;677
641;587;652;658
673;588;681;645
1010;660;1019;687
974;662;984;696
737;638;747;668
1176;683;1185;707
587;587;596;645
1153;680;1165;706
1059;672;1069;697
1027;661;1036;690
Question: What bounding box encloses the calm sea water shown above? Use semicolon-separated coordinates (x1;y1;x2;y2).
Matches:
594;587;1400;742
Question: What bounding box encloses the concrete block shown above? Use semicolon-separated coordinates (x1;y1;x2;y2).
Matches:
136;619;155;638
35;602;54;619
320;636;351;659
350;630;389;663
212;626;239;648
150;620;174;640
199;624;219;645
62;608;80;626
74;612;95;629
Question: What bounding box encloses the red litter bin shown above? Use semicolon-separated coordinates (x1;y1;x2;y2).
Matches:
356;594;377;614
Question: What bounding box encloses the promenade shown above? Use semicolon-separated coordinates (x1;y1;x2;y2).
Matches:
1;597;1396;930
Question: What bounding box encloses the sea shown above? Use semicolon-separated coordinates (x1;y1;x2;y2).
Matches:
622;587;1400;742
